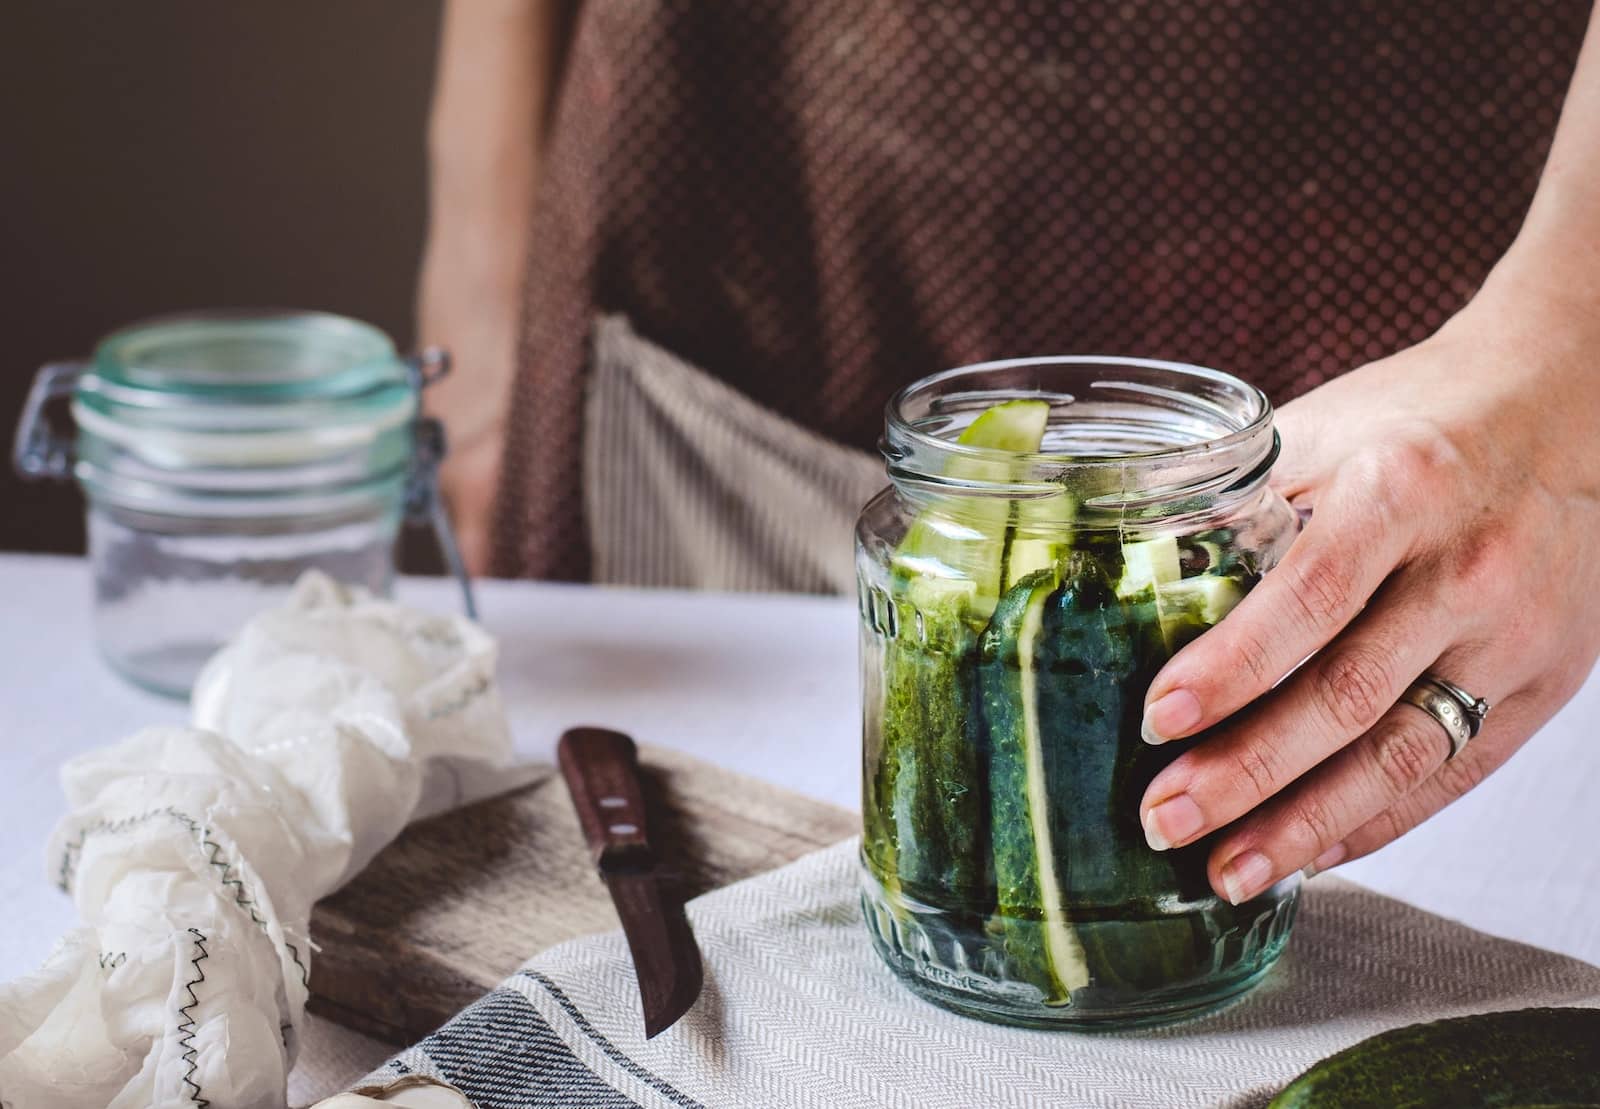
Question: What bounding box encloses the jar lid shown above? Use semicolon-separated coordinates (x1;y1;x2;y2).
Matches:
72;310;418;468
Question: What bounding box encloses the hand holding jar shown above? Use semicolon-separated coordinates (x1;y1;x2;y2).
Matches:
1137;258;1600;904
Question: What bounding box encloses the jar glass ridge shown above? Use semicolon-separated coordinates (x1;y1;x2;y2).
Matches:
855;356;1300;1029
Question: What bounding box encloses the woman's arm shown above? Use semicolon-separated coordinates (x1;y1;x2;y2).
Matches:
417;0;569;574
1138;6;1600;903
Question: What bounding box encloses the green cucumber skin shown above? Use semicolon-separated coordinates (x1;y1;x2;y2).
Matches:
1111;590;1223;905
1269;1008;1600;1109
866;588;990;907
980;569;1067;1000
862;630;909;898
1036;556;1137;899
1037;563;1213;991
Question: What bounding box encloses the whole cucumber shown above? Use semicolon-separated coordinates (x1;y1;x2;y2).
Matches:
1269;1007;1600;1108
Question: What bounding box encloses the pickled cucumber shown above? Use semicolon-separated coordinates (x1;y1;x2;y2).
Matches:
867;400;1054;911
980;566;1090;1003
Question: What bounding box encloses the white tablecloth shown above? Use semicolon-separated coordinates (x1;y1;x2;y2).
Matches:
3;553;1598;1100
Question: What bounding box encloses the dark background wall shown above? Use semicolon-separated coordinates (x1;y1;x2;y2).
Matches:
1;1;442;560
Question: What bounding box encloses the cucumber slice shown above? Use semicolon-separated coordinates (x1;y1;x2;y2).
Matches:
871;400;1057;919
894;399;1054;606
966;401;1072;590
956;398;1052;455
905;573;981;621
1115;538;1245;651
1158;574;1245;628
1116;537;1185;650
1003;488;1076;589
1050;559;1238;990
982;568;1091;1004
1117;537;1183;598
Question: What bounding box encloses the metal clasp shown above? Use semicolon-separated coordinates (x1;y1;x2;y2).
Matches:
404;347;451;393
406;417;479;620
13;361;86;481
402;345;478;621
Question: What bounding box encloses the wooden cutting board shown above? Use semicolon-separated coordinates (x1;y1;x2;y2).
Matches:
307;744;858;1043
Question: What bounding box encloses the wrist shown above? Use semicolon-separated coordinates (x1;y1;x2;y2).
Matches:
1477;228;1600;325
1443;240;1600;495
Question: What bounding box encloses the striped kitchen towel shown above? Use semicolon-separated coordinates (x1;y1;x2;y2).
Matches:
361;839;1600;1108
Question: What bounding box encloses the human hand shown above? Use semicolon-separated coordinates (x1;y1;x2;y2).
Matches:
1136;273;1600;904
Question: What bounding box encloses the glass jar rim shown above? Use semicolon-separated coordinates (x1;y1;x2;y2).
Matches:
71;309;419;469
76;310;416;436
883;355;1278;515
93;308;399;396
59;309;425;515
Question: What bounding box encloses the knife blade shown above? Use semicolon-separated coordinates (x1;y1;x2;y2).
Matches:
557;726;704;1038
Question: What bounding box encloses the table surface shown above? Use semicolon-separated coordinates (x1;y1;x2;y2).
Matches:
5;552;1599;1091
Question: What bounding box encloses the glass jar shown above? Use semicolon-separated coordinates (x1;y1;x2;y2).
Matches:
855;356;1301;1029
13;310;475;698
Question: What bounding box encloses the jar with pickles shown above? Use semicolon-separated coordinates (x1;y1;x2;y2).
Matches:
855;356;1301;1028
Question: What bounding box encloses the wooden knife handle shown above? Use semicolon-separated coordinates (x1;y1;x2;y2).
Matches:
557;727;651;867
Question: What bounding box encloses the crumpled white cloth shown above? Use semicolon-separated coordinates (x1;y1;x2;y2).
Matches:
0;573;516;1109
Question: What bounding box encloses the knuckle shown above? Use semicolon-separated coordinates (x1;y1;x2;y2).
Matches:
1285;792;1341;852
1224;624;1277;688
1369;717;1445;797
1448;528;1519;609
1354;803;1415;854
1224;740;1284;803
1315;643;1397;733
1284;552;1355;629
1349;450;1409;513
1370;434;1456;500
1340;433;1463;532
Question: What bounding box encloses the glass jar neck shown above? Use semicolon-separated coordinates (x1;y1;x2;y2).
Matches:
882;356;1278;525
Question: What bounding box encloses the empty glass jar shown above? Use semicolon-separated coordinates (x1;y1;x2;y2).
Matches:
13;310;474;697
855;356;1301;1028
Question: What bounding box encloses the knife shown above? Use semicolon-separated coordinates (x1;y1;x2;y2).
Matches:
557;726;704;1038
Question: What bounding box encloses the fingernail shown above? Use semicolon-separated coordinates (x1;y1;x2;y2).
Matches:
1142;689;1203;744
1304;842;1347;879
1219;849;1274;905
1143;793;1205;852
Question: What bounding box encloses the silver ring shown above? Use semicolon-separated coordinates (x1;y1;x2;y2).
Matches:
1422;675;1491;738
1398;675;1490;760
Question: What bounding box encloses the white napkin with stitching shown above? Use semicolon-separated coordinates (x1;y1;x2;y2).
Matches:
0;574;517;1109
